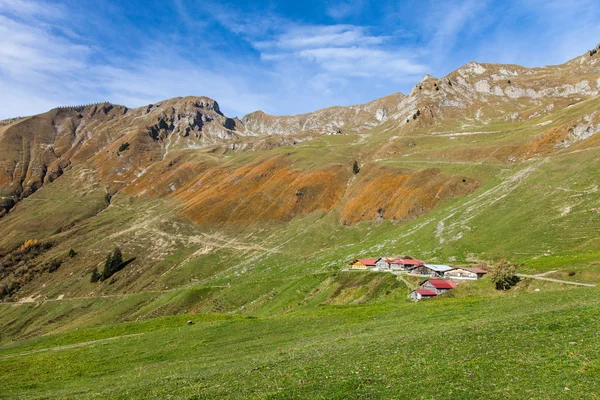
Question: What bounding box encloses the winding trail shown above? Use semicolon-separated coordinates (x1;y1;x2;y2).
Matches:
515;273;596;287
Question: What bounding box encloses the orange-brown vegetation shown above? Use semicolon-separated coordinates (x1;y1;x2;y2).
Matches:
340;167;479;225
176;157;348;224
522;124;571;158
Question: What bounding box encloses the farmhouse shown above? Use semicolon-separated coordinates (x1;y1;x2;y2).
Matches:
348;259;378;270
390;258;425;271
409;289;438;301
444;267;487;280
420;279;457;294
411;264;453;277
375;257;394;270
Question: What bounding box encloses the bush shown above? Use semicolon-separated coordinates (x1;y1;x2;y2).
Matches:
45;259;61;273
118;142;130;152
68;249;77;258
90;267;101;283
489;260;519;290
18;239;40;252
0;281;9;299
352;161;360;174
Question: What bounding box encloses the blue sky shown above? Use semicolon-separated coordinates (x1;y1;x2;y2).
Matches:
1;0;600;119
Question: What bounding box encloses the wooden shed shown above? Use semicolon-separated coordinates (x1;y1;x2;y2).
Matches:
409;289;438;301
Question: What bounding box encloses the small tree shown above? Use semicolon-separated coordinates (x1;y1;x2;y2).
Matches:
100;247;123;281
68;249;77;258
90;267;101;283
352;160;360;174
489;260;519;290
118;142;130;152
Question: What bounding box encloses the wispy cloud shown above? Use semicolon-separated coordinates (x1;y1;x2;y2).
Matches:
0;0;63;18
253;24;426;90
1;0;599;120
326;0;367;20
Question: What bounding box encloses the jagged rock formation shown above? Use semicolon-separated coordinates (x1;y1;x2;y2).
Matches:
0;45;599;303
242;92;406;136
1;47;600;220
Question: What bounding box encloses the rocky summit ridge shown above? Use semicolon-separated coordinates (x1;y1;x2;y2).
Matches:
1;45;600;219
0;44;599;307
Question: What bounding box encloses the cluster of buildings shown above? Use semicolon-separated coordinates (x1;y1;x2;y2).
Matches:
347;256;488;302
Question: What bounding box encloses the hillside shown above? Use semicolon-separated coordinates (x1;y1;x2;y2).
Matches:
0;43;600;340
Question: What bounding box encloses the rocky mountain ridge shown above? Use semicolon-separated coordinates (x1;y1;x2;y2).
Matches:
1;46;600;219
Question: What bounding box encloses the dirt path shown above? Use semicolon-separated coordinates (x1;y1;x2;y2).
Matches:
516;274;596;287
533;270;558;277
0;333;143;360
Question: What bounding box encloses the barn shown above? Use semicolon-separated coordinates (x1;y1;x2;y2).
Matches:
420;279;457;294
375;257;394;270
390;258;425;271
444;267;487;280
348;259;378;270
411;264;453;277
409;289;438;301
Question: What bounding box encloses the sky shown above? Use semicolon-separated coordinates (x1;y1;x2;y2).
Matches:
1;0;600;119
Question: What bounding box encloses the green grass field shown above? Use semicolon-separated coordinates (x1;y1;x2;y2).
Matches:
1;76;600;398
1;280;598;399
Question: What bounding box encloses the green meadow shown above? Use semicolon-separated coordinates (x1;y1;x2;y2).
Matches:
1;279;599;399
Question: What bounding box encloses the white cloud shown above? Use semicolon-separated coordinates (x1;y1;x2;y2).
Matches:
255;24;425;84
326;0;366;20
0;0;63;18
255;25;386;50
0;15;90;79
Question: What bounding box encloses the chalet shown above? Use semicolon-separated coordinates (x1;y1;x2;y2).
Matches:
348;258;378;270
375;257;394;270
409;289;438;301
411;264;453;277
444;266;487;280
390;258;425;271
420;279;456;294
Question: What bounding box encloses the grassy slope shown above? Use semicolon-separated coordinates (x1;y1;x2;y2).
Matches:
1;284;599;399
1;89;600;398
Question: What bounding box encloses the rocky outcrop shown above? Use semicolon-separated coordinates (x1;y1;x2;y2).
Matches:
242;93;406;136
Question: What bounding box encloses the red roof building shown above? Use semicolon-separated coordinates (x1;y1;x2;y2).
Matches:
409;289;438;301
348;258;378;269
426;279;457;289
358;258;378;266
416;289;438;296
420;279;456;294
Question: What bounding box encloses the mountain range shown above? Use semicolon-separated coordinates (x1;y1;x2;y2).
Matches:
0;44;599;331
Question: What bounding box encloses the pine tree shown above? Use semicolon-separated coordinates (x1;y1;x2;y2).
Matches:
90;267;101;283
100;247;123;281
